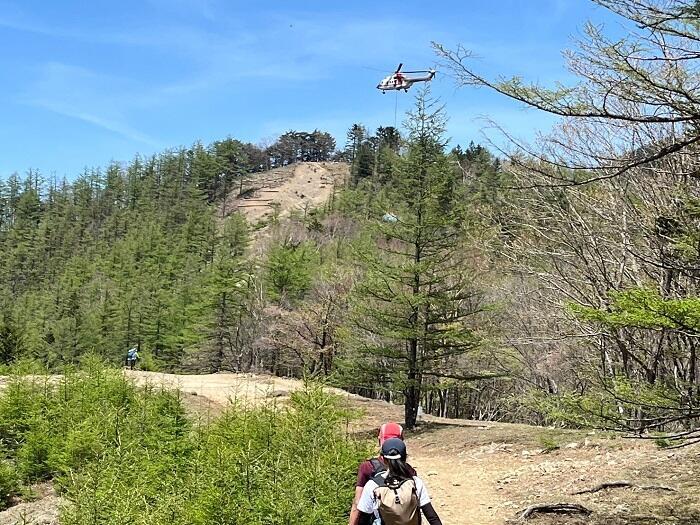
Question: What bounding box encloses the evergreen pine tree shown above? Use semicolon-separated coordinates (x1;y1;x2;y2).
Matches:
348;90;486;429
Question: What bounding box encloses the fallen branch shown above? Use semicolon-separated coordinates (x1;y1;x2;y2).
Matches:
572;480;676;495
517;503;591;520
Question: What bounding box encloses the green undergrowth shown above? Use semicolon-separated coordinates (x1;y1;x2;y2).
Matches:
0;358;369;523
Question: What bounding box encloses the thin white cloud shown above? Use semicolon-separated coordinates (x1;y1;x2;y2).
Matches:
9;3;558;151
0;9;69;38
22;63;161;146
144;0;219;21
33;100;160;146
3;2;448;89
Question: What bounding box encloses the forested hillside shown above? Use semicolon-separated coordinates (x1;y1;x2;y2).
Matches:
2;0;700;450
0;131;337;372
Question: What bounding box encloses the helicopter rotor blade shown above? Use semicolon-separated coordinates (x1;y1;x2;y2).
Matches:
402;70;432;74
395;63;403;73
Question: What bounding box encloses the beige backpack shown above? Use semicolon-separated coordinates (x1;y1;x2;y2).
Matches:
372;473;420;525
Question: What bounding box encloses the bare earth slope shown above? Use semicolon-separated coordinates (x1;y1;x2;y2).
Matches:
2;371;699;525
220;161;348;227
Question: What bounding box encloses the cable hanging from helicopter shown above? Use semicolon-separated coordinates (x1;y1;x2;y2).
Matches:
376;63;436;93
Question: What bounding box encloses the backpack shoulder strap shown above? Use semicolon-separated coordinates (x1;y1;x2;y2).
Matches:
369;458;384;475
369;458;387;487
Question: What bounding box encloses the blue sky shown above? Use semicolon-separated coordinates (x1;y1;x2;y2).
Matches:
0;0;621;179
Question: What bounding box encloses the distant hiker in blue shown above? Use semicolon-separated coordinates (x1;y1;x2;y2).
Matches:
126;347;139;370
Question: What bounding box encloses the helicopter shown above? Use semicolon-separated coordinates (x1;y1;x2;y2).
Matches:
377;63;436;93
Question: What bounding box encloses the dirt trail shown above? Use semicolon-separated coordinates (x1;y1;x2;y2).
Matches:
126;371;700;525
127;371;508;524
409;444;504;525
127;369;350;405
3;371;699;525
125;369;372;419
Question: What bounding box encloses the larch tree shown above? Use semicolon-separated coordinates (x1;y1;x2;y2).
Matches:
195;213;255;372
347;90;493;429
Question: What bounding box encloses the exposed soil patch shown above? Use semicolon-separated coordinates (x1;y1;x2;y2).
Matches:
220;161;348;232
0;483;60;525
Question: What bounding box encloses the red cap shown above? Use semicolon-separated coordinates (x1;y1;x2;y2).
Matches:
378;422;403;444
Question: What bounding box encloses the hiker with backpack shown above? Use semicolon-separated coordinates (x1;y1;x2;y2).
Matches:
349;422;416;525
125;347;139;370
356;437;443;525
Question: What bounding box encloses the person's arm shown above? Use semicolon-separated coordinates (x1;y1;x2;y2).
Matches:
421;503;443;525
348;486;364;525
354;479;378;525
349;461;373;525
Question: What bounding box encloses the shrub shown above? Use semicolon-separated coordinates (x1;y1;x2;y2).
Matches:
16;425;54;482
0;362;369;524
538;434;561;453
0;459;19;510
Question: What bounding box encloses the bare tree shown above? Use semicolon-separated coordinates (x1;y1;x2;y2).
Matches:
435;1;700;440
434;0;700;187
263;273;352;377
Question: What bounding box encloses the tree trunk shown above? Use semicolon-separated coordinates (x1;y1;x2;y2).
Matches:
405;337;420;429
